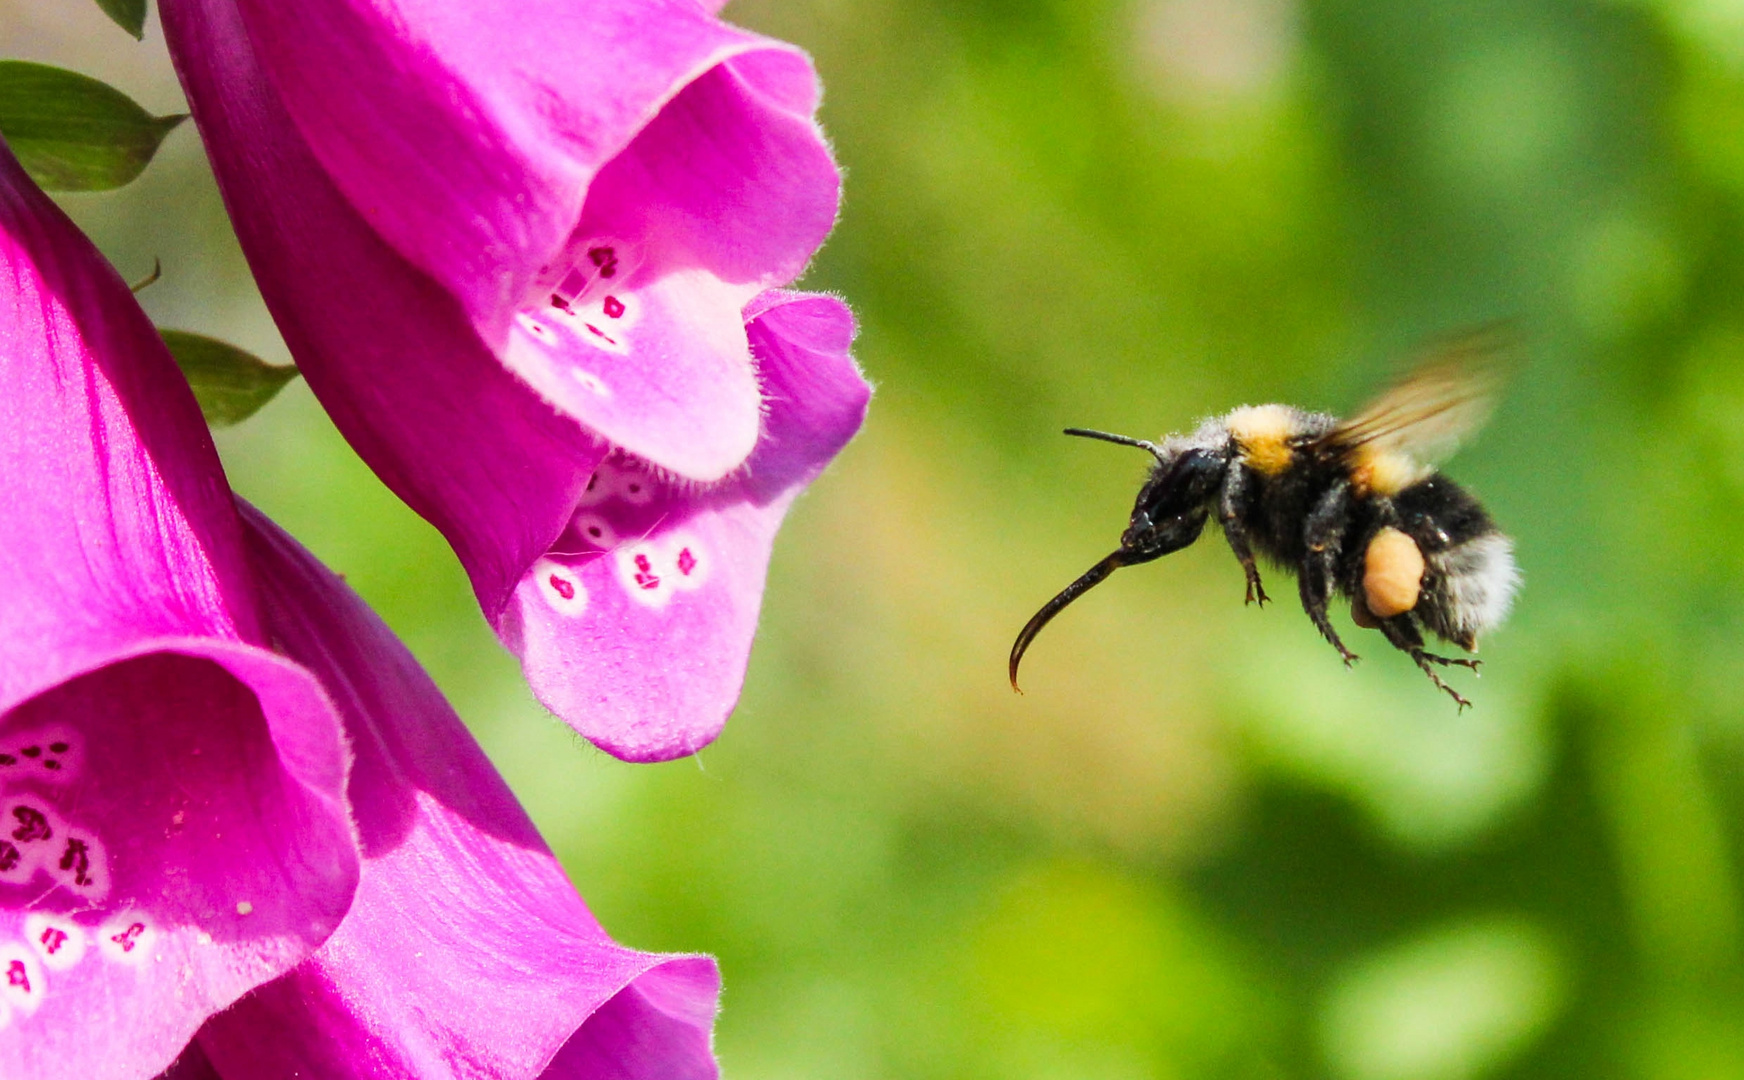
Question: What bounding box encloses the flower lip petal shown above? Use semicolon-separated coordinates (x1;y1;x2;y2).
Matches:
0;638;357;1080
506;291;869;761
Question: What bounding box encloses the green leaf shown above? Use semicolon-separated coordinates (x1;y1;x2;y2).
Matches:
0;62;186;191
160;330;299;427
93;0;147;39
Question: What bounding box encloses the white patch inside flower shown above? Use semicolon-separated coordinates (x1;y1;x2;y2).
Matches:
617;470;654;506
570;368;611;396
24;914;85;972
615;537;709;607
0;945;43;1016
547;289;641;357
578;461;655;507
571;513;619;550
616;543;675;608
46;827;108;903
577;463;617;507
0;728;79;781
534;559;588;617
665;534;709;592
0;798;62;886
505;316;613;399
97;914;155;967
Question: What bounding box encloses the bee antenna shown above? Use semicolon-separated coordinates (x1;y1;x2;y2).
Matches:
1063;428;1167;462
1009;549;1131;692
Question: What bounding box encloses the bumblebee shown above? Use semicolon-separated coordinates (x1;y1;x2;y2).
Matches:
1009;332;1520;708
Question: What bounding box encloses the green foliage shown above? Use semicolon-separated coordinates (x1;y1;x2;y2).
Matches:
160;330;298;428
0;61;183;191
92;0;147;40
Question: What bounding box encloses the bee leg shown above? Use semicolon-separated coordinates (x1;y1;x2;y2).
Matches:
1376;615;1473;710
1218;464;1268;606
1301;481;1358;666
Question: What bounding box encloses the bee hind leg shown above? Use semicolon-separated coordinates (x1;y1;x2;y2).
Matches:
1376;615;1474;709
1299;569;1359;666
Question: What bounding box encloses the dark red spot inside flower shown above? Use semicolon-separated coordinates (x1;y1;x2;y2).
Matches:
678;548;697;576
59;837;92;887
21;746;39;759
0;841;19;872
11;807;50;843
603;295;625;318
549;294;572;313
548;574;575;600
633;554;661;590
42;760;59;771
587;526;603;540
7;960;29;993
111;922;144;953
588;246;618;278
37;927;66;955
627;483;642;495
48;743;67;754
0;755;15;767
585;324;617;344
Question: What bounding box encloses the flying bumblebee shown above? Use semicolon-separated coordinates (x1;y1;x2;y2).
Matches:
1009;330;1521;708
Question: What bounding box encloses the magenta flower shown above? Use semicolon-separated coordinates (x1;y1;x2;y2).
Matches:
167;503;720;1079
0;142;359;1077
3;135;721;1079
161;0;870;761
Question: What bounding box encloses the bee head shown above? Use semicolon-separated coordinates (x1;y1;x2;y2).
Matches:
1009;429;1229;689
1120;443;1225;558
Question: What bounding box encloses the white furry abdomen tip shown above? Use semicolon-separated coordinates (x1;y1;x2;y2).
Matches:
1437;532;1520;636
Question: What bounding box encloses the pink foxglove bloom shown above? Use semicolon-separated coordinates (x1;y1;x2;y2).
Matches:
2;137;721;1080
0;142;360;1078
167;503;720;1080
161;0;871;761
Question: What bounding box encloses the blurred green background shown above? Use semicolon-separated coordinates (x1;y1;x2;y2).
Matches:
13;0;1744;1074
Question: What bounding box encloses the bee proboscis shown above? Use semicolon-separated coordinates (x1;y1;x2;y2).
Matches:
1009;329;1521;709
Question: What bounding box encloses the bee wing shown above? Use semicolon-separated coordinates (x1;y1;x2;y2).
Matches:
1320;324;1516;472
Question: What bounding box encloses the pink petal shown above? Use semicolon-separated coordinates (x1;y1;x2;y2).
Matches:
210;0;838;481
160;0;861;759
186;503;719;1080
502;293;870;762
0;144;358;1079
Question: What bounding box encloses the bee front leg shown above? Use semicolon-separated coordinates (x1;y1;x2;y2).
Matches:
1301;480;1358;666
1375;614;1475;710
1218;463;1268;606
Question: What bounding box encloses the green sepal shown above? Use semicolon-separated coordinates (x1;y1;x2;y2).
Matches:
93;0;148;39
161;330;300;428
0;61;186;191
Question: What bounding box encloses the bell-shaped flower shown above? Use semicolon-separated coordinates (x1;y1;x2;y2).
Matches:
0;141;360;1077
160;0;869;761
160;503;720;1079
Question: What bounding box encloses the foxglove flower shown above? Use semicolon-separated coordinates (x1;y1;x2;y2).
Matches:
0;142;359;1078
161;0;870;761
167;503;720;1079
